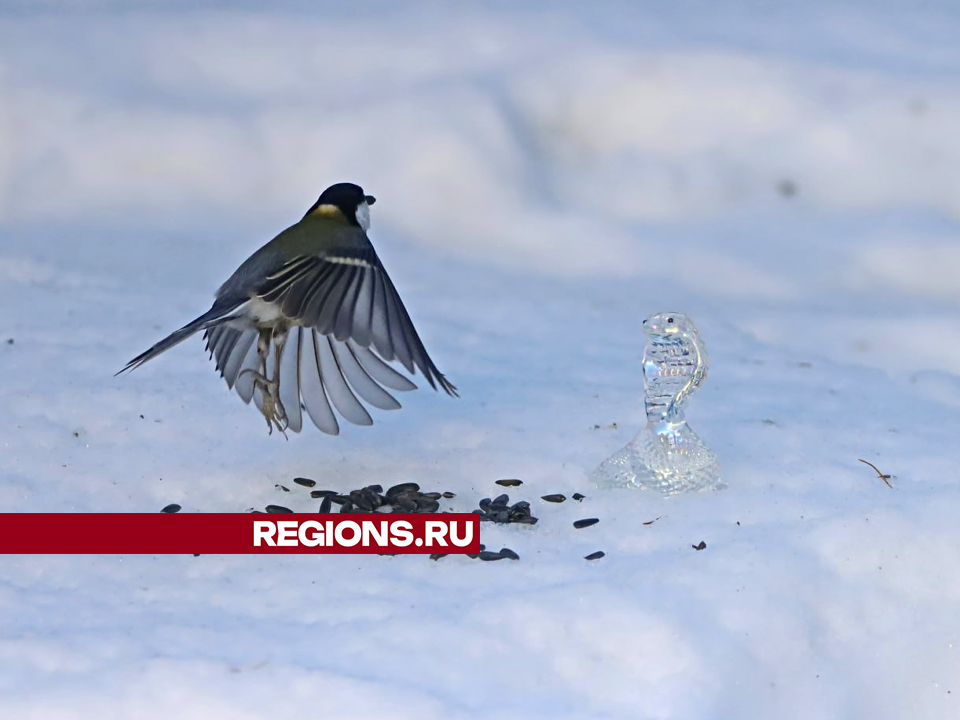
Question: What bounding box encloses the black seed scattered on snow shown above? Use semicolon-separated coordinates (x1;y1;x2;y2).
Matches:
417;498;440;513
692;541;707;551
572;493;586;501
473;493;539;525
386;482;420;497
269;477;566;557
392;497;417;513
573;518;599;529
584;551;605;561
160;503;181;513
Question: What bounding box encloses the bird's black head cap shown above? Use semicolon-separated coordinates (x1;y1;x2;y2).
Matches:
305;182;376;227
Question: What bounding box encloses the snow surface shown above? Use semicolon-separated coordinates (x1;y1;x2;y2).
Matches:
1;1;960;718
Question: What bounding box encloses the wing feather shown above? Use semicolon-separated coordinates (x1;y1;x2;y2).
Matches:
315;334;373;426
235;337;261;403
333;341;402;410
300;329;339;435
223;330;256;389
278;326;303;433
349;341;418;392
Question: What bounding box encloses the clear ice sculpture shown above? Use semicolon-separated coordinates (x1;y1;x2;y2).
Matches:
590;311;723;496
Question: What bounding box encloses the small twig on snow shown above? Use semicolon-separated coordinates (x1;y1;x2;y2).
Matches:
858;458;893;489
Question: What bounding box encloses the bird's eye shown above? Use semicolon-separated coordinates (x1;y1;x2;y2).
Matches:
667;317;674;323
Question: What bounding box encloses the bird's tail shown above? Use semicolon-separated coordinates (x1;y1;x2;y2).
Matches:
116;304;243;375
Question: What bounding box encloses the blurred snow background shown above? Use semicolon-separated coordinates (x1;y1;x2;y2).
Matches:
1;1;959;718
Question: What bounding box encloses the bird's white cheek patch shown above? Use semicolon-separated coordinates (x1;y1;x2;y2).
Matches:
355;202;371;231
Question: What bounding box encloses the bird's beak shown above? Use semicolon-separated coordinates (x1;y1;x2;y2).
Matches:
364;195;376;206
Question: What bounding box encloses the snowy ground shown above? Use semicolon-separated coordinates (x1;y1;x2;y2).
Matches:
1;1;960;718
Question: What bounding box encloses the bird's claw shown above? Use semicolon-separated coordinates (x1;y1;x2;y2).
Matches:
239;369;289;437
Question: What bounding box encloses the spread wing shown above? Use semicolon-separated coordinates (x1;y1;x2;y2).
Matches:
257;247;456;396
203;246;456;435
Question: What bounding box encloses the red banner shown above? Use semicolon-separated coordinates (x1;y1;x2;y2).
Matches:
0;514;482;554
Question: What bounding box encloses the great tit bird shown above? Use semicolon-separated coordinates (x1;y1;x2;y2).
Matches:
118;182;457;435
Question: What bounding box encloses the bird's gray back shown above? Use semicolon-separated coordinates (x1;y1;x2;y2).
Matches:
215;217;371;306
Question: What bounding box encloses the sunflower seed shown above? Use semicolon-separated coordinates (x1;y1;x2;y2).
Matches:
365;484;383;494
478;551;505;561
416;498;440;513
498;547;520;560
492;494;510;507
573;518;599;529
362;488;383;510
310;489;339;499
495;479;522;487
318;497;332;513
584;551;605;561
275;484;290;492
466;544;486;559
392;498;417;513
572;493;586;501
339;501;355;513
420;492;442;500
541;494;566;503
265;505;293;513
293;477;316;488
160;503;181;513
386;482;420;497
692;541;707;551
350;491;375;512
442;491;456;498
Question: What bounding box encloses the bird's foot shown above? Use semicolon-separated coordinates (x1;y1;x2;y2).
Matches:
239;369;288;437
